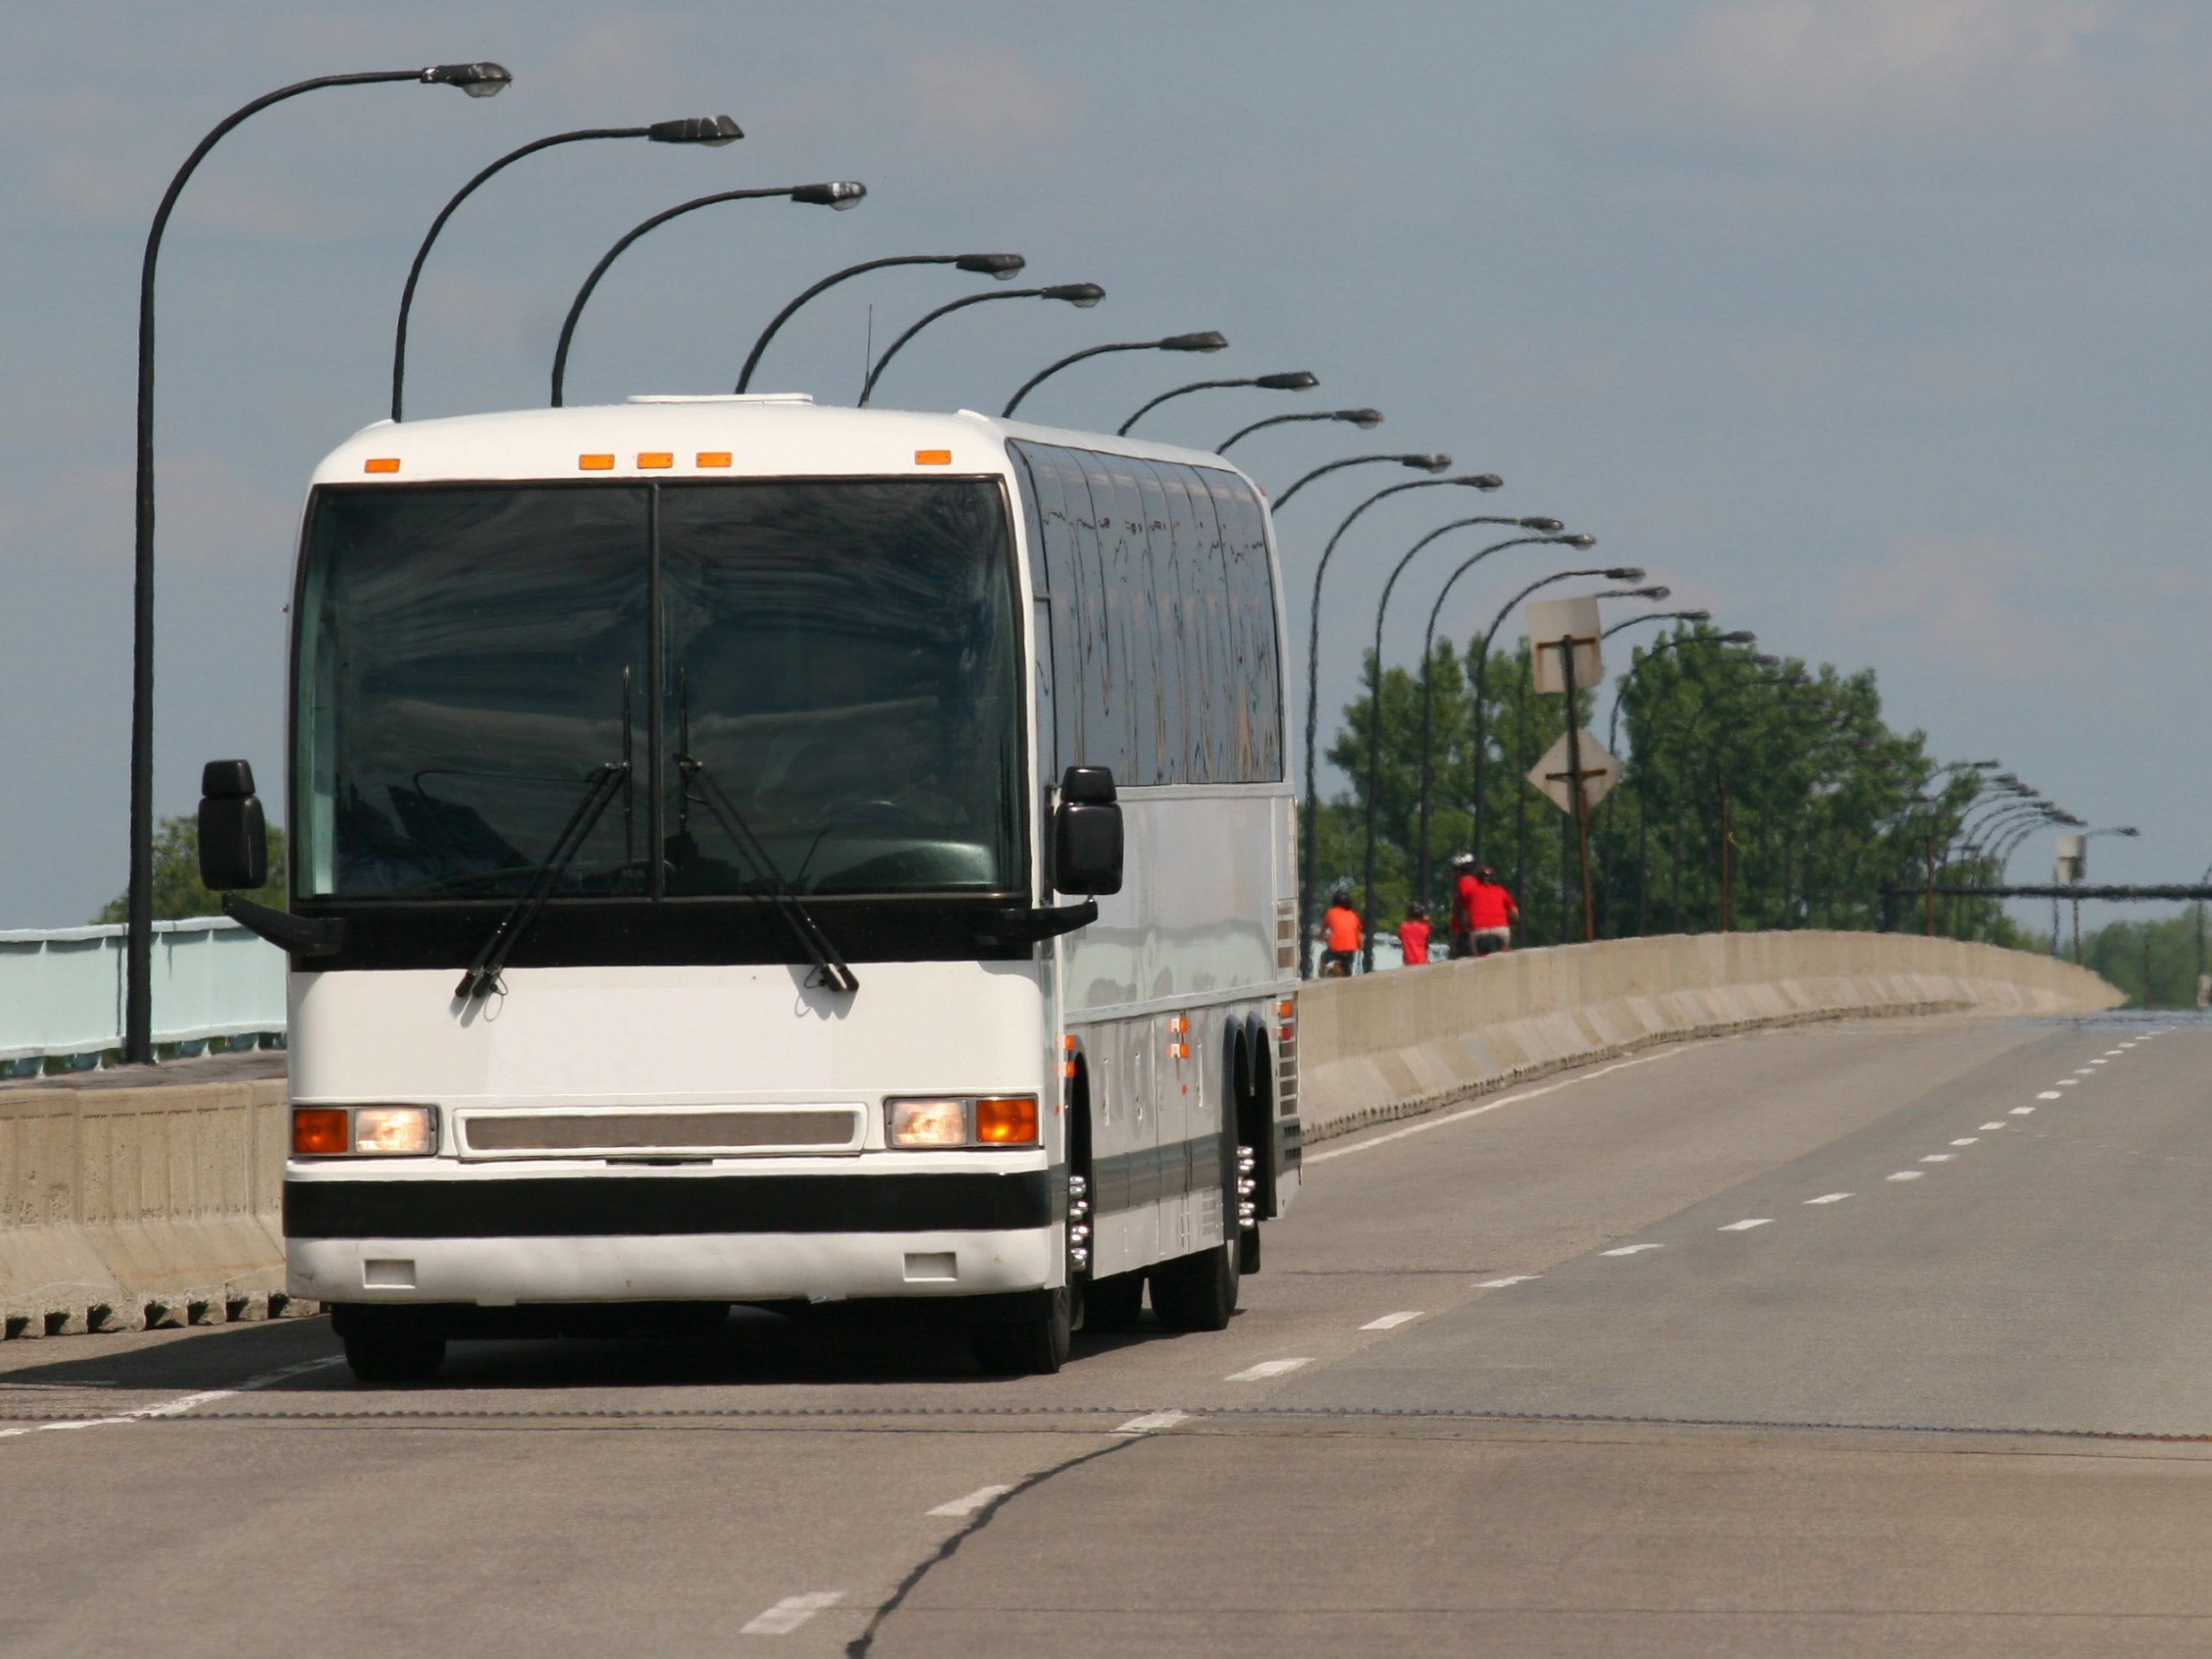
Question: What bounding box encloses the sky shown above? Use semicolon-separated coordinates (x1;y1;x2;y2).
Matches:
2;0;2207;927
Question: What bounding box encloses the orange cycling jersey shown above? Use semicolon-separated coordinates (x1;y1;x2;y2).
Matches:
1323;905;1361;952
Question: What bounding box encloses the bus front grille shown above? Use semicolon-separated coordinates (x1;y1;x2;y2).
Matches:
459;1108;862;1159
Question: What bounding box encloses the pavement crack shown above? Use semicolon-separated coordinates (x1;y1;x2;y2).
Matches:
844;1434;1149;1656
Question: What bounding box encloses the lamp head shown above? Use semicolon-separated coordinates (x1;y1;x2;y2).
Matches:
1604;565;1644;581
1721;630;1756;643
792;180;868;209
1754;654;1782;670
1556;533;1598;550
1162;331;1228;352
1519;517;1566;533
1682;609;1713;622
422;62;513;97
1631;585;1670;600
1404;454;1452;472
2118;825;2141;836
1043;282;1106;308
956;253;1027;279
647;115;743;145
1255;370;1320;390
1340;408;1384;428
1454;473;1505;490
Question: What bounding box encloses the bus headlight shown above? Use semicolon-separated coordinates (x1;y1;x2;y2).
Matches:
293;1105;440;1157
888;1098;968;1147
886;1095;1038;1149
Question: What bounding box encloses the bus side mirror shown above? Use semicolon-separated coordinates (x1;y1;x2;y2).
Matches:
197;760;269;891
1053;766;1123;896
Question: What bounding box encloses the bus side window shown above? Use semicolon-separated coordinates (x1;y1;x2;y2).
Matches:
1131;459;1191;786
1202;473;1284;782
1084;451;1160;786
1167;463;1234;784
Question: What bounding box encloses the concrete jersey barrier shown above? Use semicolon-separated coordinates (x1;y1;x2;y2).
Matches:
1295;930;2121;1142
0;931;2118;1338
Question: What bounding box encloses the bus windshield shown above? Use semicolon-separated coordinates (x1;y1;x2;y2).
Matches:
293;478;1024;901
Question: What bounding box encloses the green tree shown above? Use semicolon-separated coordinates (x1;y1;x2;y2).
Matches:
96;815;287;924
2081;911;2204;1008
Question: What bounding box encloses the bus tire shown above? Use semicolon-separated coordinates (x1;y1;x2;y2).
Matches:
343;1325;447;1385
1085;1270;1145;1332
970;1287;1071;1377
1150;1239;1237;1332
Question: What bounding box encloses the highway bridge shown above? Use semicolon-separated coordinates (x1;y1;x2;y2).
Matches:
5;944;2210;1656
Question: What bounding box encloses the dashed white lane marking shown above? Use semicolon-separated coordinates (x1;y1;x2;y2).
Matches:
1981;1122;2007;1131
1226;1358;1312;1383
1476;1274;1540;1289
2103;1049;2126;1056
741;1593;844;1636
1361;1310;1425;1330
2086;1061;2107;1068
0;1355;344;1441
2038;1090;2062;1099
1114;1410;1192;1435
1719;1218;1772;1231
2056;1079;2078;1087
1920;1153;1956;1162
1307;1047;1693;1165
1601;1243;1663;1256
1950;1138;1980;1146
1806;1193;1853;1204
927;1485;1012;1517
2011;1106;2036;1116
1887;1171;1925;1182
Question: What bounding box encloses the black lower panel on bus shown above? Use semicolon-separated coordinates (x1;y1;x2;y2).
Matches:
329;1290;1058;1342
286;1169;1054;1239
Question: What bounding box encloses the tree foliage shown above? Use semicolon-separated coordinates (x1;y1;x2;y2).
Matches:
1323;621;2025;944
2080;910;2208;1009
96;815;287;924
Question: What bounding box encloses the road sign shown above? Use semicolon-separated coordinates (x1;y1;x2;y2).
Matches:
1527;729;1620;814
1528;596;1602;694
2055;834;2086;884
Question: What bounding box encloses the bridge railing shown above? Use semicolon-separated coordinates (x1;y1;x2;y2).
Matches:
0;917;286;1073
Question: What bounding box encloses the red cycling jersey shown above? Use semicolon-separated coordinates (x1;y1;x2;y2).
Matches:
1398;917;1431;965
1466;880;1518;930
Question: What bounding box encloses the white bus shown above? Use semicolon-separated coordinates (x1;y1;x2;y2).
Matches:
196;395;1302;1382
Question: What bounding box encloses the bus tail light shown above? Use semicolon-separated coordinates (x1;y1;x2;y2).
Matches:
293;1105;439;1157
886;1095;1040;1149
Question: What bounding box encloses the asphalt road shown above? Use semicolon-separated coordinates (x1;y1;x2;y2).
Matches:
5;1012;2210;1658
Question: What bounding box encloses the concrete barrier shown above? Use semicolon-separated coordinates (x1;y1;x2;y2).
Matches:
0;931;2118;1338
0;1073;300;1338
1297;930;2121;1142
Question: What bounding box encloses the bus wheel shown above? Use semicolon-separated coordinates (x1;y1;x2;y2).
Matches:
970;1287;1071;1377
1085;1270;1146;1332
342;1325;447;1385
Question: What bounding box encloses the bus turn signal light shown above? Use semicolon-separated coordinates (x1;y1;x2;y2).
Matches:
292;1108;350;1156
975;1097;1039;1145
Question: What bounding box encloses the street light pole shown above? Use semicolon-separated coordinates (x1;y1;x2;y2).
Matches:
1355;519;1566;968
859;282;1104;407
1272;453;1449;510
1289;473;1503;975
126;60;510;1066
1217;408;1383;453
1118;371;1319;437
734;251;1025;393
551;181;866;407
393;115;740;421
1000;332;1226;419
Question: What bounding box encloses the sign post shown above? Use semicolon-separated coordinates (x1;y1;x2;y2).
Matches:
1527;599;1608;942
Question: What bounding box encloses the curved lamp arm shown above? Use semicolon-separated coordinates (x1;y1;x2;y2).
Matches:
736;250;1022;393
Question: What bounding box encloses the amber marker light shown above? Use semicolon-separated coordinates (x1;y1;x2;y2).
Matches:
975;1097;1040;1146
363;457;400;474
578;453;615;471
638;451;672;469
915;449;952;465
696;451;732;468
292;1108;350;1156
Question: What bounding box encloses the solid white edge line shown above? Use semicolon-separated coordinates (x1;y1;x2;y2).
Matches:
0;1354;344;1442
1306;1046;1693;1164
926;1484;1012;1517
1361;1311;1424;1330
740;1592;845;1636
1113;1410;1193;1435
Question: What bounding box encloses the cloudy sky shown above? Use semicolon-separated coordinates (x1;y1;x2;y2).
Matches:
3;1;2205;926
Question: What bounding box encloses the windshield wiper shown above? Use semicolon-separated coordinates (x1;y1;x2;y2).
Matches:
455;761;629;1002
677;753;859;995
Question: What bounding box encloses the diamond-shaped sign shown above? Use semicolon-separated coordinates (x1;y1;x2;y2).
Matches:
1526;730;1621;814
